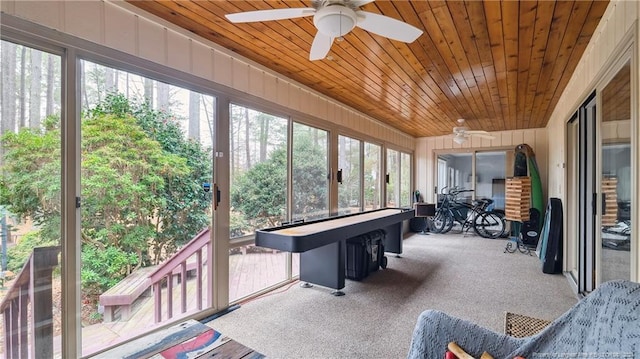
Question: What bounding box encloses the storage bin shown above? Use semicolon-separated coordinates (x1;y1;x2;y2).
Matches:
345;230;387;281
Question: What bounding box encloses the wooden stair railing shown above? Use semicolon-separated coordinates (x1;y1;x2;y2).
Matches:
148;228;210;323
0;246;60;359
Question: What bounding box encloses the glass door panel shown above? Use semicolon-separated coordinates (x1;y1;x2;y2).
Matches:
292;123;329;221
229;104;289;300
438;153;473;194
386;149;399;207
475;152;506;210
0;41;61;358
600;61;631;283
338;135;361;215
400;152;411;207
79;60;215;353
363;142;381;211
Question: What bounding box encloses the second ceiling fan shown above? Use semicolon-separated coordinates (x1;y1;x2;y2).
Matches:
225;0;423;61
452;119;495;144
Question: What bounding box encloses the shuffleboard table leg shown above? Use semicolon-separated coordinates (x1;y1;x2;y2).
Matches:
300;241;346;295
300;282;313;288
331;290;345;296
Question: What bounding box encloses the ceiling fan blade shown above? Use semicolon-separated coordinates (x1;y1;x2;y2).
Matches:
355;11;423;43
350;0;376;8
467;131;495;140
310;32;334;61
226;8;315;23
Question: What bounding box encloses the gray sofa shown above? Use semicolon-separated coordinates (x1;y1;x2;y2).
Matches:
407;280;639;358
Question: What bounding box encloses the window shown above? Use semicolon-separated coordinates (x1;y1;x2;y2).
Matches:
0;40;62;358
292;122;329;221
386;149;412;207
364;142;382;210
230;105;287;236
229;104;290;300
400;152;411;207
386;149;399;207
338;135;361;215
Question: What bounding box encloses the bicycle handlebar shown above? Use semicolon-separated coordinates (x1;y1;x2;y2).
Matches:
448;188;474;195
440;186;475;195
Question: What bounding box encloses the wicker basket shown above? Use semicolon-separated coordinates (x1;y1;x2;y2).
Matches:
504;312;551;338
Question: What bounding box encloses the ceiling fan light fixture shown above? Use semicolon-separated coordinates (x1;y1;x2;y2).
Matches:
453;135;466;145
314;6;356;37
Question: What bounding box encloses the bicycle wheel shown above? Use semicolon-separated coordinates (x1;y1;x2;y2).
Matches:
474;211;506;238
432;209;453;234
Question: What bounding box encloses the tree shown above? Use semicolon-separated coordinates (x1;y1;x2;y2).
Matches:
230;128;328;229
188;92;200;140
19;46;27;128
0;116;62;240
244;107;251;169
156;82;170;111
30;49;43;129
231;148;286;229
258;113;269;163
1;41;17;139
89;93;212;263
0;93;212;294
45;54;56;117
292;126;328;219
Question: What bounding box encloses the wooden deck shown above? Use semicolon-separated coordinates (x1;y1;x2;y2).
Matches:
81;250;299;356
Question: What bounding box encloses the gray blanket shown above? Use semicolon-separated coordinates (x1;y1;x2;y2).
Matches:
407;280;640;359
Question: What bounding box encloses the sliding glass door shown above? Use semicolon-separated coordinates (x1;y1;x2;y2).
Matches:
0;40;62;359
79;60;217;353
436;151;509;210
599;61;631;283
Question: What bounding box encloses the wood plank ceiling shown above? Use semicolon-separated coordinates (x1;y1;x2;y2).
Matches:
127;0;610;138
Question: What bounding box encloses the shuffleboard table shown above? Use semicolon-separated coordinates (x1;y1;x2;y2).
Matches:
255;208;415;295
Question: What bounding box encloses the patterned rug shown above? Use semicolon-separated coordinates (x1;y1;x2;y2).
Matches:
504;312;552;338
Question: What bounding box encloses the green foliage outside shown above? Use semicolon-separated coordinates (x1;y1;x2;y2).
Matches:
0;93;212;296
231;148;286;231
291;134;328;220
5;231;58;273
230;128;328;232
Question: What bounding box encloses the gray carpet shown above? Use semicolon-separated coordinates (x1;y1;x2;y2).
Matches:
207;233;578;359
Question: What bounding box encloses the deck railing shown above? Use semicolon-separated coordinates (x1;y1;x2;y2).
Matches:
148;228;210;323
0;246;60;359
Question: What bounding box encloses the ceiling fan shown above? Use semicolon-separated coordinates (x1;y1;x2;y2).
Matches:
452;119;495;144
225;0;423;61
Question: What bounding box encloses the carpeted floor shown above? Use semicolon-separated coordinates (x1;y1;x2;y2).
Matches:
207;232;579;359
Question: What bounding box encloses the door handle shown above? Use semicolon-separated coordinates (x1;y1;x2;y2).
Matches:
213;183;221;210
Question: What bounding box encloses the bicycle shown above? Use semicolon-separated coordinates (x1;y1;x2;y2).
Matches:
431;187;506;238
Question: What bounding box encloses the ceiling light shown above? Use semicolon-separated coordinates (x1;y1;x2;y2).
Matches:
453;135;466;145
314;5;357;38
